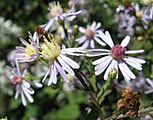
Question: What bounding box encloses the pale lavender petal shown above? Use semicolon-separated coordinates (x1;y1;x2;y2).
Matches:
86;49;110;52
75;36;86;44
79;27;86;33
95;22;101;30
19;38;29;46
55;62;69;81
21;91;27;106
52;64;57;84
81;40;89;49
42;69;50;82
146;78;153;87
120;36;130;47
91;21;96;30
22;87;34;103
22;80;30;88
58;57;75;76
60;55;79;69
90;39;95;48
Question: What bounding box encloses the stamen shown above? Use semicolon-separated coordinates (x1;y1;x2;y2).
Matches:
25;45;36;58
40;39;61;62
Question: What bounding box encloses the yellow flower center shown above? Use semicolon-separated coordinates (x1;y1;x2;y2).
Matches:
40;40;61;62
142;0;153;4
136;11;143;18
49;2;63;17
25;45;36;58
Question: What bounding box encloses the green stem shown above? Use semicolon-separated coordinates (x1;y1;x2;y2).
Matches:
74;69;105;120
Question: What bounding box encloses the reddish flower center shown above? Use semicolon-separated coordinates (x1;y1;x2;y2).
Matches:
10;75;22;85
85;28;94;40
111;45;126;60
124;1;132;9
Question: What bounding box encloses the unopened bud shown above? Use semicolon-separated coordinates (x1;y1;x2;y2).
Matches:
72;25;79;37
108;68;117;82
137;36;144;41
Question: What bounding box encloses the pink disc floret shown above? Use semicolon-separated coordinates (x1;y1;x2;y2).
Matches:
111;45;126;60
10;75;22;85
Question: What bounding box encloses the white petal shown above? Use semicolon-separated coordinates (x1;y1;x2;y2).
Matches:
105;31;114;48
104;59;116;80
55;62;69;81
79;27;86;33
124;58;142;70
90;39;95;48
60;55;79;69
95;57;112;75
125;50;144;54
125;56;146;64
94;37;106;46
86;49;110;52
95;57;112;71
93;55;111;65
120;36;130;47
58;57;75;76
21;91;27;106
121;62;136;79
86;52;110;57
119;62;131;80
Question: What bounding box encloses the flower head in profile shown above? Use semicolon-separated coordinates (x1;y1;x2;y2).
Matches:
75;21;106;49
43;2;81;31
16;32;39;63
40;34;82;86
86;31;146;80
10;61;42;106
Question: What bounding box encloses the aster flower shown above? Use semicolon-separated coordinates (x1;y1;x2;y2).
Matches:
75;21;106;49
10;61;42;106
43;2;81;31
40;35;83;86
15;32;39;63
86;31;146;80
115;12;136;37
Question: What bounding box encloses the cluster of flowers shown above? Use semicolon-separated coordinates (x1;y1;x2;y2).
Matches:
9;1;152;106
